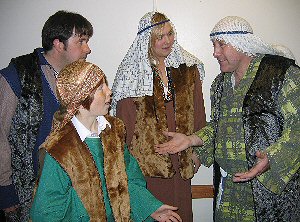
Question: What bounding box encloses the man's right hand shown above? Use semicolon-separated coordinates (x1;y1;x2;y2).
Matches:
155;131;203;154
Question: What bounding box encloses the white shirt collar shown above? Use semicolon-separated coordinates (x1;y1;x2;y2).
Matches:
71;116;111;141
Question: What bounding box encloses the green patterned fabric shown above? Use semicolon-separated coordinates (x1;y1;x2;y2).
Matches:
194;55;300;221
257;64;300;193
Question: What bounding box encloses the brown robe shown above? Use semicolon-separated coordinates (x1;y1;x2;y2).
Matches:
116;64;206;222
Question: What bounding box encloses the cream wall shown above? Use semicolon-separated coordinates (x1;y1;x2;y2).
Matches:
1;1;299;221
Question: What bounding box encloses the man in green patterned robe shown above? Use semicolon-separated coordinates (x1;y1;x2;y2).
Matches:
156;16;300;222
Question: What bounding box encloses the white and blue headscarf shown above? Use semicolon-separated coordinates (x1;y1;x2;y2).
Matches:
111;11;205;115
210;16;277;57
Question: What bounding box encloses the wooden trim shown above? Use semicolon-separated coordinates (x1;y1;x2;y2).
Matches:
192;185;214;199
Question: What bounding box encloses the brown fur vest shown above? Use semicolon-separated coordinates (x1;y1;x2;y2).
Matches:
131;64;197;179
43;116;131;222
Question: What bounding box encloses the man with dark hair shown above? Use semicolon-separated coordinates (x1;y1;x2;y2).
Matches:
0;10;93;221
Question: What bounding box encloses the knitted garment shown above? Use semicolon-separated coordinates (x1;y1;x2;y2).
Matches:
111;11;204;115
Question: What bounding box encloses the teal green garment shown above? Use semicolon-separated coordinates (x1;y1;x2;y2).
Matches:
30;137;162;221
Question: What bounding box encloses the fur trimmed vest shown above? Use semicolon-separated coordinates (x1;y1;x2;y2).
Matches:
131;64;197;179
211;55;296;161
212;55;297;167
243;55;296;164
43;116;131;222
2;49;44;205
211;55;300;220
243;54;299;221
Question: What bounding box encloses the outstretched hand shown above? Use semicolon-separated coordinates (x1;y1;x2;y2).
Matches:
155;131;203;154
151;204;182;222
233;150;270;182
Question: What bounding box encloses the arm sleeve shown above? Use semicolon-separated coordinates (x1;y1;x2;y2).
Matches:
124;146;162;222
193;122;215;168
258;65;300;193
193;66;206;131
0;74;19;209
116;98;136;146
30;153;89;222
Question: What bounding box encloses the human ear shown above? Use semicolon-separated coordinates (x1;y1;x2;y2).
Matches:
53;39;65;52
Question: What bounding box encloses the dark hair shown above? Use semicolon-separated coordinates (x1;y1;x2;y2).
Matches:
42;10;93;51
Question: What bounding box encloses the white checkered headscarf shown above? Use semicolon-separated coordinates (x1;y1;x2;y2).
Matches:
111;11;205;115
210;16;277;56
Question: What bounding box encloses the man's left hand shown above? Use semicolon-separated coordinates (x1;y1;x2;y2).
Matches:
233;150;270;182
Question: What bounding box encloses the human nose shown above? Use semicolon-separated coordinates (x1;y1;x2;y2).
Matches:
105;86;112;96
83;43;91;55
213;45;221;58
163;35;170;44
108;88;112;96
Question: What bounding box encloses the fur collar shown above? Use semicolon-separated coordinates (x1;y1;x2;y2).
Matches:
131;64;196;179
44;116;131;221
